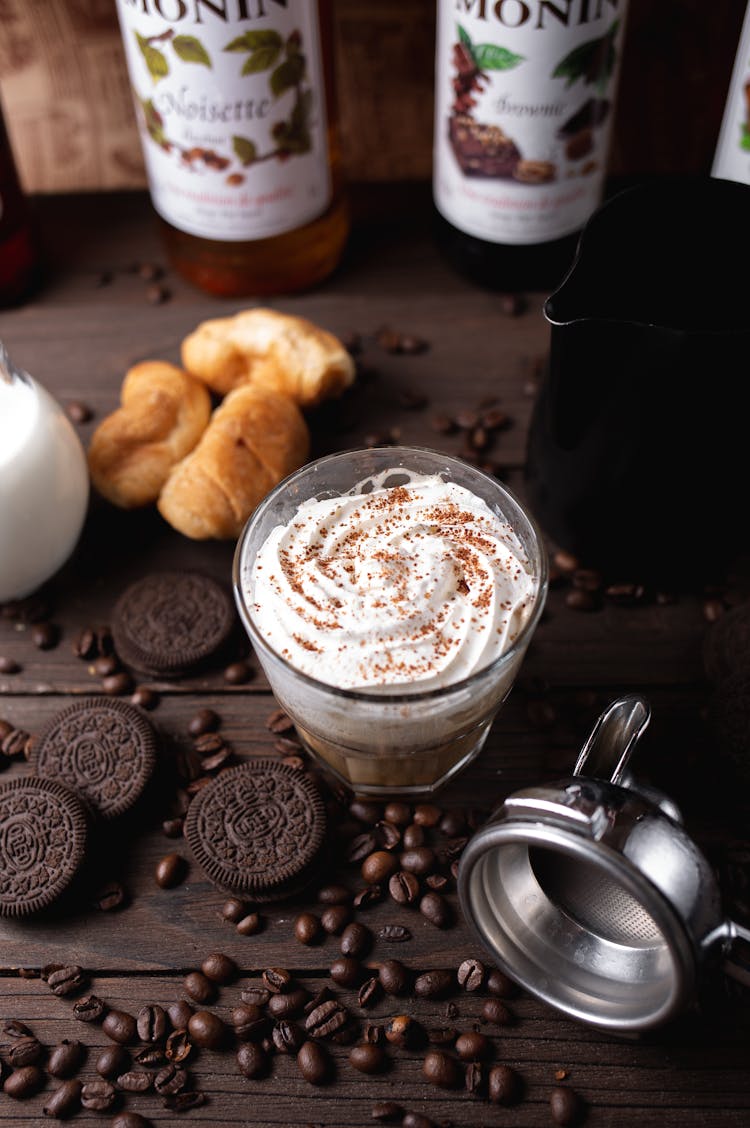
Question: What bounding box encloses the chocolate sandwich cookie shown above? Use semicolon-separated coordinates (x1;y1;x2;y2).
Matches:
112;571;235;677
703;603;750;685
0;777;87;917
33;697;157;820
185;759;326;902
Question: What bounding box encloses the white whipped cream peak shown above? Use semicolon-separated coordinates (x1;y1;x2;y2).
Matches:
246;469;537;690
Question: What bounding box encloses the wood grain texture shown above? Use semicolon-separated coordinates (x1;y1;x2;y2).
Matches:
0;190;748;1127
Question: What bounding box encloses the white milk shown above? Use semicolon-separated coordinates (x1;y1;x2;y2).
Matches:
0;365;89;602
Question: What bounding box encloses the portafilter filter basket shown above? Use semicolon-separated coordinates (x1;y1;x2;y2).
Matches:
458;695;750;1033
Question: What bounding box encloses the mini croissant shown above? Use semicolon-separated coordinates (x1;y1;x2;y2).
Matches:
87;361;211;508
181;307;356;408
157;383;310;540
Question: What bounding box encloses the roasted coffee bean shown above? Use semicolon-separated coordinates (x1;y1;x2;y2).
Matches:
162;817;183;838
374;820;401;850
116;1070;152;1092
262;966;292;993
500;291;526;316
231;1004;268;1042
353;884;382;909
329;956;363;988
457;958;485;991
482;998;513;1025
92;882;127;912
317;883;352;905
44;1078;83;1119
320;904;352;935
485;965;515;997
112;1114;152;1128
3;1064;43;1098
297;1039;331;1085
48;1039;85;1078
137;1004;168;1043
425;873;448;891
550;1085;582;1125
488;1063;519;1105
420;892;452;928
189;708;220;736
0;655;20;674
266;708;294;734
378;959;411;995
96;1044;130;1079
384;1014;422;1049
236;911;261;935
184;970;216;1004
166;1028;193;1064
167;1001;193;1030
439;809;466;836
272;1020;305;1054
465;1060;485;1095
349;1042;386;1074
221;897;247;923
402;1114;436;1128
382;800;411;826
45;964;87;996
193;732;224;756
267;988;310;1019
363;1022;384;1045
134;1046;166;1067
349;798;382;824
455;1030;490;1060
80;1079;116;1111
345;832;377;863
155;852;186;888
103;1009;138;1045
95;654;120;677
1;727;30;758
236;1042;269;1079
422;1049;461;1089
224;659;253;684
413;803;441;827
241;986;271;1007
294;911;322;945
402;823;425;849
154;1064;188;1096
358;976;381;1007
201;951;237;984
162;1090;206;1112
455;408;480;430
371;1100;404;1121
7;1035;42;1067
102;671;134;695
340;921;371;958
131;685;159;710
378;924;412;942
388;870;420;905
427;1027;458;1046
305;999;348;1039
565;588;599;612
187;1010;225;1049
414;969;454;999
361;850;398;884
31;621;58;650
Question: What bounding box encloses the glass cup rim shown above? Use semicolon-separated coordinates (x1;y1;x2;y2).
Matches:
232;444;549;705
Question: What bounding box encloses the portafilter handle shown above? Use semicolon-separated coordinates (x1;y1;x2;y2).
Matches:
574;695;651;785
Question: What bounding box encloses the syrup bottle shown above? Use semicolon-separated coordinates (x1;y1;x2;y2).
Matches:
432;0;630;292
116;0;348;297
0;100;38;308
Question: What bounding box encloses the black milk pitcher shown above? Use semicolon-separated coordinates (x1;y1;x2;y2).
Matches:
524;177;750;587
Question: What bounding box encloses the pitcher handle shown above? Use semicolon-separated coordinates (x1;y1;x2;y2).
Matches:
574;695;651;784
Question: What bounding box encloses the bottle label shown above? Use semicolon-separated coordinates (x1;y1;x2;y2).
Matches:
712;2;750;185
115;0;331;242
434;0;628;245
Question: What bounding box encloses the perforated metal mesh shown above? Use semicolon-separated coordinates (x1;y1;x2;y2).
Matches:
530;848;663;945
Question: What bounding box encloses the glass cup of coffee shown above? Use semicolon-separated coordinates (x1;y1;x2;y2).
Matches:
233;446;548;797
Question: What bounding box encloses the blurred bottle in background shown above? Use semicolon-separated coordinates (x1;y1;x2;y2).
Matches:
712;1;750;185
115;0;348;298
0;98;38;308
432;0;630;292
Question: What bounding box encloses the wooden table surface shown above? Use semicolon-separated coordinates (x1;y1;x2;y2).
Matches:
0;187;748;1127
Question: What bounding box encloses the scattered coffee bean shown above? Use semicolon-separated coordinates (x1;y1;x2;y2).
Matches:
353;884;382;909
465;1059;485;1095
371;1100;403;1121
550;1084;583;1125
455;1030;490;1060
3;1064;44;1098
420;892;452;928
188;707;220;736
340;921;372;958
427;1026;458;1046
7;1035;42;1067
294;911;322;945
361;850;398;883
457;958;485;991
131;685;159;709
317;883;352;905
102;671;134;695
482;997;513;1025
267;988;310;1019
231;1004;268;1042
155;852;186;889
378;959;411;995
241;986;271;1007
81;1079;116;1111
349;798;382;824
329;956;363;988
401;823;425;849
154;1064;188;1096
166;1029;192;1063
31;621;59;650
187;1010;225;1050
48;1039;85;1078
402;1114;436;1128
145;282;169;304
167;1000;193;1030
96;1044;130;1079
273;1020;307;1055
95;654;120;677
374;819;401;850
43;1078;83;1118
0;656;20;674
116;1070;152;1092
201;952;237;984
321;904;352;935
358;976;381;1007
2;1019;33;1039
703;598;725;624
183;970;217;1004
422;1049;461;1089
346;831;378;864
399;846;435;875
414;969;454;999
488;1063;520;1105
236;1041;269;1079
384;1014;422;1049
45;964;87;996
378;924;412;943
221;897;247;923
137;1004;168;1043
162;817;183;838
112;1114;152;1128
162;1091;205;1111
262;966;292;993
224;659;253;684
236;911;262;935
305;999;348;1039
388;870;420;905
103;1009;137;1045
266;708;294;734
565;588;599;612
349;1042;387;1074
66;399;94;424
297;1039;331;1085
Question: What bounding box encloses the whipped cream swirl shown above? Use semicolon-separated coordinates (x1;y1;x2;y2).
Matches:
248;470;536;690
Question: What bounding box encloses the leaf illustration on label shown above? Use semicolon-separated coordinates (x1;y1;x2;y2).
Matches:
136;33;169;82
552;19;620;93
472;44;524;72
233;136;257;166
242;44;283;74
140;98;166;146
270;53;306;97
172;36;211;68
224;29;283;52
457;24;473;51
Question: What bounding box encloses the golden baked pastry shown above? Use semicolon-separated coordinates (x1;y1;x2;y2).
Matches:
180;307;356;407
87;361;211;508
157;383;310;540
